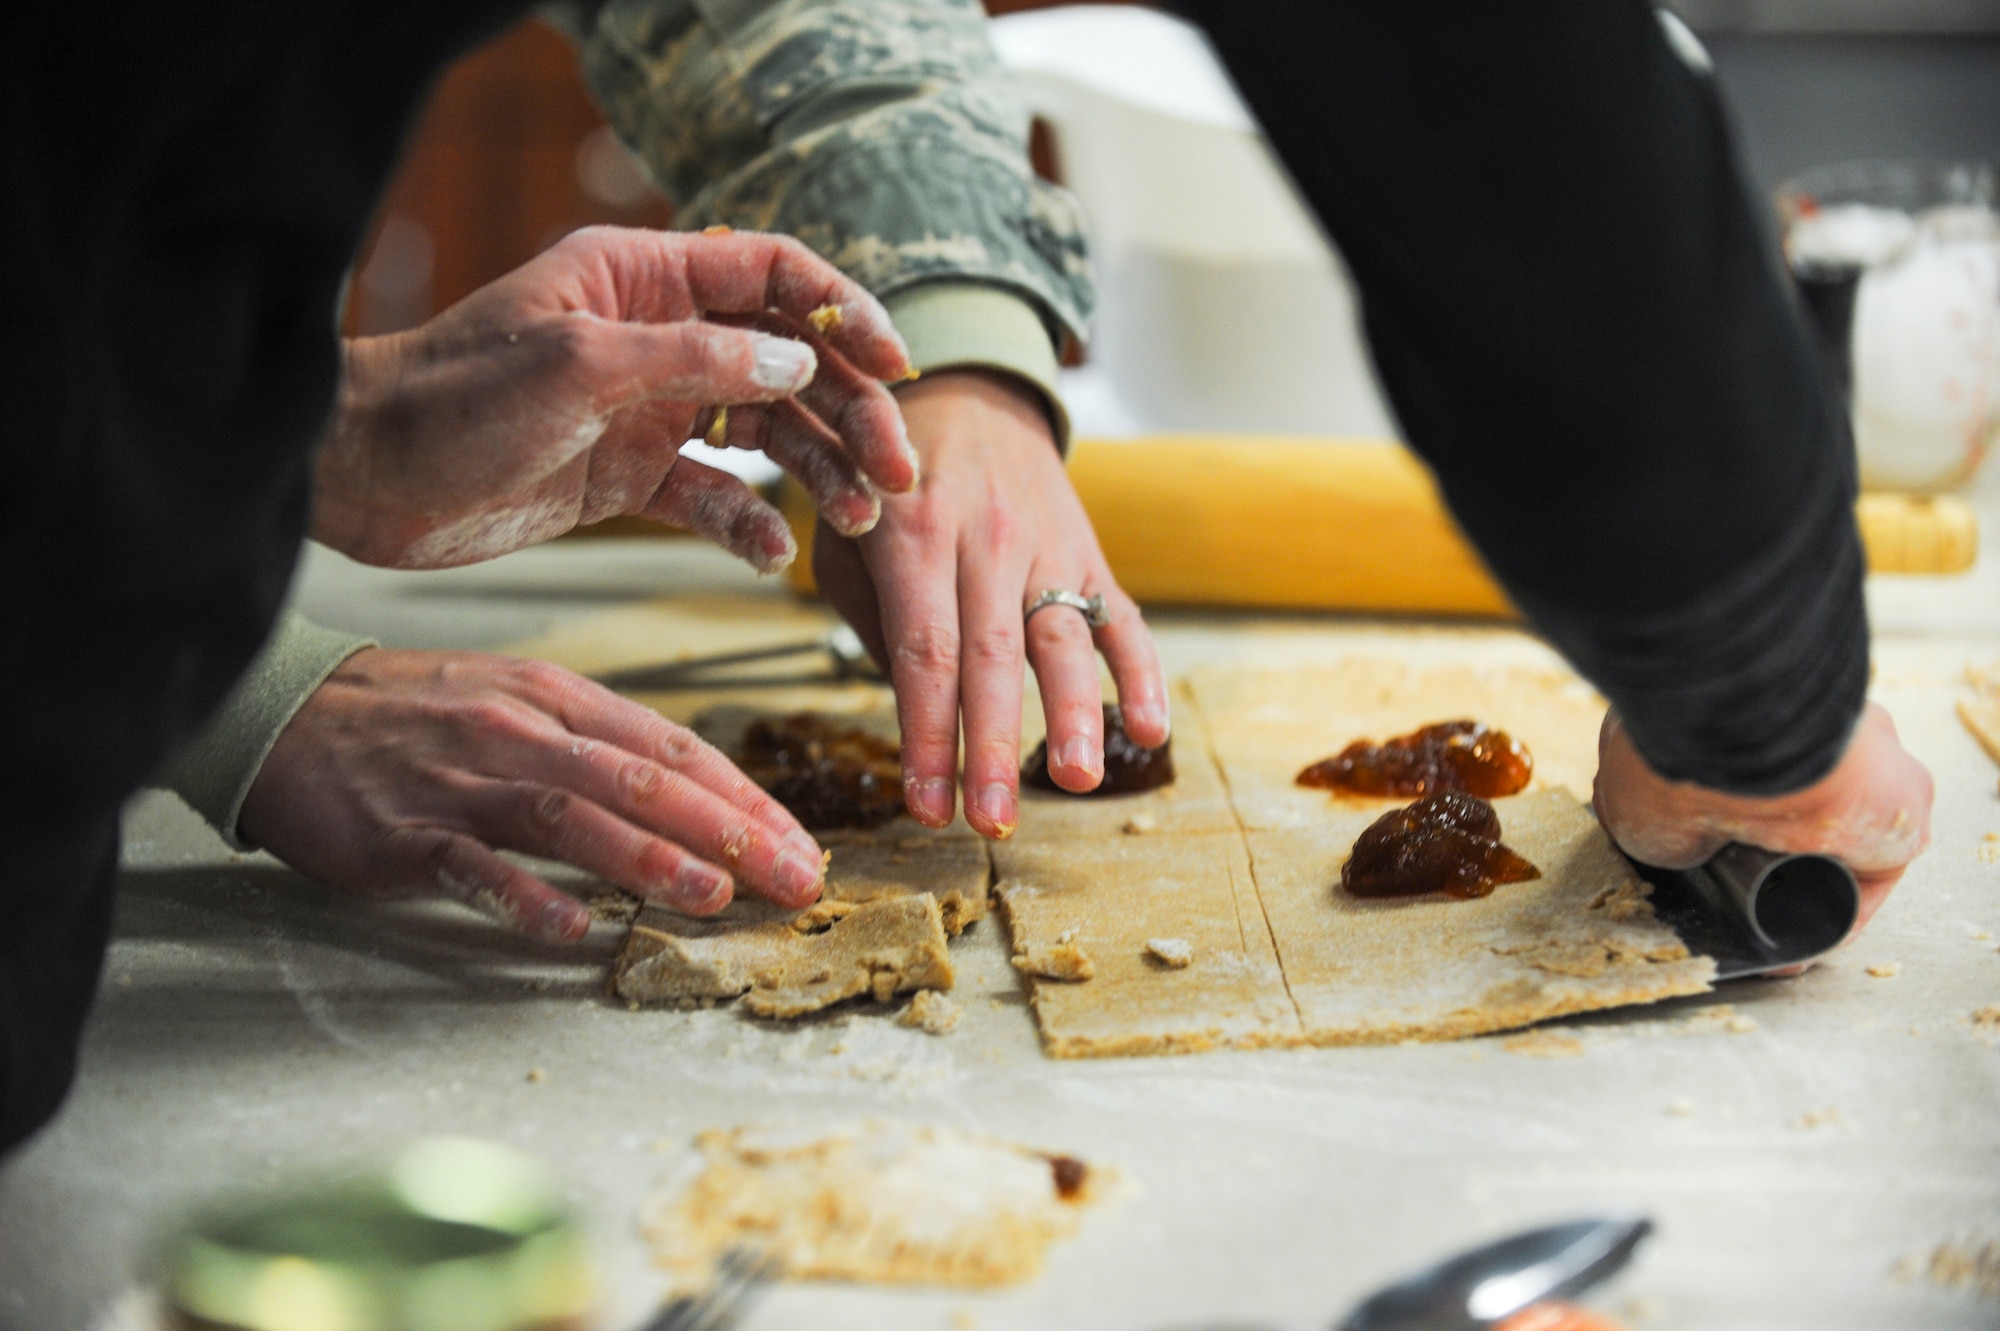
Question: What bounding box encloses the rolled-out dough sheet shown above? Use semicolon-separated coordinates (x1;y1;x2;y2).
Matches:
1246;790;1714;1044
999;661;1712;1056
1188;661;1608;830
994;831;1300;1057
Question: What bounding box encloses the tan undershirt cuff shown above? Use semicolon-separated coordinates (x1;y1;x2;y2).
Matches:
156;611;376;849
883;282;1071;452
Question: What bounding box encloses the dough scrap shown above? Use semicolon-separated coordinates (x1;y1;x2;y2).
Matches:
611;820;988;1017
898;989;963;1035
1145;938;1194;968
1013;939;1096;982
1501;1030;1585;1058
614;893;952;1017
1959;694;2000;767
644;1123;1110;1290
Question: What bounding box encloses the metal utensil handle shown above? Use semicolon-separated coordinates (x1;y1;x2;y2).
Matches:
1634;843;1860;980
1686;843;1859;956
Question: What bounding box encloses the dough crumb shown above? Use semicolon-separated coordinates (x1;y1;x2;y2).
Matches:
1866;962;1901;978
1502;1030;1584;1058
1913;1232;2000;1299
807;303;844;335
1796;1107;1847;1131
1014;940;1096;982
1144;937;1194;969
951;1311;979;1331
526;1068;545;1084
1971;1005;2000;1033
1666;1097;1696;1118
1974;930;1994;941
1122;813;1158;835
702;224;732;235
1726;1015;1758;1033
899;990;963;1035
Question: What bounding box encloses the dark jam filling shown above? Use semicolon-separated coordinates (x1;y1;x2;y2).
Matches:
1046;1155;1089;1201
1297;719;1532;799
1340;790;1541;901
738;713;905;831
1023;703;1175;796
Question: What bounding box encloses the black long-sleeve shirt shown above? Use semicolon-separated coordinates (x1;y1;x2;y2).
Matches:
1182;2;1866;796
0;0;1866;1152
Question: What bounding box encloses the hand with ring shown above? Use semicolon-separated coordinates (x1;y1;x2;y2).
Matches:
811;368;1170;839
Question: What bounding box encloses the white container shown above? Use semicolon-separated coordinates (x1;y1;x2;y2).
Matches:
990;6;1400;440
1782;162;2000;493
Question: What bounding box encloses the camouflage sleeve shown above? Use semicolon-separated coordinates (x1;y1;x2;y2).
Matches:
542;0;1095;356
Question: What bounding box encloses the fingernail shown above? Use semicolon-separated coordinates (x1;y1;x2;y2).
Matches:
752;335;816;391
1059;736;1102;780
671;863;732;913
537;899;588;942
910;776;955;827
974;783;1016;838
774;852;825;903
787;831;824;863
829;493;882;538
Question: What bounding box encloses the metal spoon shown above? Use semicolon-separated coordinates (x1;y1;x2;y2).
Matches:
1336;1216;1653;1331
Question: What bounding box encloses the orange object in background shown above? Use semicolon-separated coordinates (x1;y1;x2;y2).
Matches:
342;19;675;337
1496;1303;1631;1331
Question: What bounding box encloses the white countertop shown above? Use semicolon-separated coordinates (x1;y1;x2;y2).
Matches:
4;508;1999;1331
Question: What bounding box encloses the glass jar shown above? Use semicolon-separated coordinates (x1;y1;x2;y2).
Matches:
163;1139;595;1331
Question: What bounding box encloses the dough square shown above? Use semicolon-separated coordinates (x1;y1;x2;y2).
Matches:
1011;680;1240;841
993;832;1302;1057
1245;789;1714;1044
1188;661;1608;831
614;893;953;1017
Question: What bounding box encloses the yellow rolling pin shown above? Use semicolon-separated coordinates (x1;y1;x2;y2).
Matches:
780;436;1978;614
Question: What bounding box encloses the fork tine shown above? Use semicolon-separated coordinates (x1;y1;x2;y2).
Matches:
642;1246;777;1331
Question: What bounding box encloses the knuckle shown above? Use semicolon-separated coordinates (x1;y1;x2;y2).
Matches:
656;726;701;766
529;787;574;828
714;823;755;865
515;658;576;698
1027;611;1091;652
964;623;1022;671
619;760;664;803
460;698;525;737
892;623;960;676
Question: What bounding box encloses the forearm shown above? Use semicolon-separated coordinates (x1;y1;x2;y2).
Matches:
1187;1;1862;794
557;0;1084;442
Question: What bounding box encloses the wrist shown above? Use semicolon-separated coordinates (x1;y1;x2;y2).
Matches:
893;368;1060;456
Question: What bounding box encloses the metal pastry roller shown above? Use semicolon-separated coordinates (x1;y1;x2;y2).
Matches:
1627;843;1861;979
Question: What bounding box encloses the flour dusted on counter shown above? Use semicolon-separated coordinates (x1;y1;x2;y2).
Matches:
644;1122;1115;1289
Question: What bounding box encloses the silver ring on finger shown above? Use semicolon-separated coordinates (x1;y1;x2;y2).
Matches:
1025;588;1110;629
